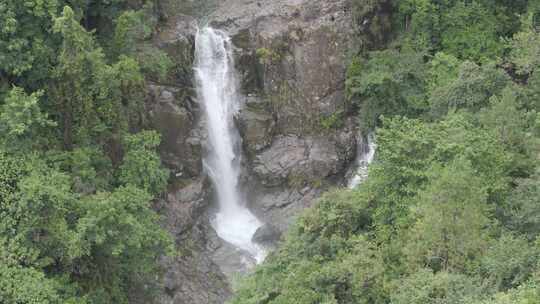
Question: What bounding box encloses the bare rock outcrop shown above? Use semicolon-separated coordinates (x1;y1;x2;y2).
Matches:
209;0;359;233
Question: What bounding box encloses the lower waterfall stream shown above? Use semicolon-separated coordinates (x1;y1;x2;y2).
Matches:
194;27;266;264
348;134;377;189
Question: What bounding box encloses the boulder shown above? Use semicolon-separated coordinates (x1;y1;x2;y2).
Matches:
252;224;282;245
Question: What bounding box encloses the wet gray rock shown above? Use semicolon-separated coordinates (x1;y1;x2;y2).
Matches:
156;179;232;304
212;0;355;134
151;12;197;108
210;238;257;282
252;224;281;245
249;186;321;232
252;129;355;188
147;84;203;178
237;105;276;156
253;135;308;187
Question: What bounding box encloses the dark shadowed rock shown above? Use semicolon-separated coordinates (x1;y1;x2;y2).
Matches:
237;102;276;156
147;84;203;178
252;224;282;245
155;178;232;304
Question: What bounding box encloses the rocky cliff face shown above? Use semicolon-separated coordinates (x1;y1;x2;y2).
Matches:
211;0;357;234
145;1;360;303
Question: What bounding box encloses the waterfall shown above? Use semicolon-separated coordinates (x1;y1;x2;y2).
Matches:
348;134;376;189
194;27;266;263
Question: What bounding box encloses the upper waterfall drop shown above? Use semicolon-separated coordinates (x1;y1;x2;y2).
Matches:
194;27;266;263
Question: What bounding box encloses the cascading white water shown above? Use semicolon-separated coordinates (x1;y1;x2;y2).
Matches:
195;27;266;263
348;134;376;189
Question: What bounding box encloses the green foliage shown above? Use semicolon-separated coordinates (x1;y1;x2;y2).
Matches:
0;1;173;303
231;190;382;304
478;233;540;291
478;87;537;177
0;0;59;82
404;160;491;273
427;52;460;92
298;190;372;241
470;277;540;304
438;1;503;62
0;264;74;304
0;151;173;303
503;172;540;240
75;186;173;303
428;61;510;118
0;87;55;150
136;45;174;81
367;115;510;233
114;9;154;54
66;147;113;194
3;0;540;303
52;6;146;147
113;4;173;81
256;47;281;65
390;269;480;304
234;1;540;304
320;111;344;130
397;0;521;62
233;104;536;304
119;131;169;195
346;49;427;129
508;28;540;76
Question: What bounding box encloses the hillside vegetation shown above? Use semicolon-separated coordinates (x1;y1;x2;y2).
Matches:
231;1;540;303
0;1;175;303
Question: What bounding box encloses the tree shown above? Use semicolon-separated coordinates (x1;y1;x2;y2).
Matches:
368;115;509;233
52;6;145;149
346;49;427;129
0;0;60;89
478;233;540;291
75;186;173;304
0;87;55;151
404;160;491;272
505;1;540;77
426;52;460;93
118;131;169;195
0;264;68;304
504;172;540;240
478;87;535;177
439;1;503;62
390;269;480;304
0;153;78;269
113;4;173;81
428;61;510;118
398;0;515;62
230;235;384;304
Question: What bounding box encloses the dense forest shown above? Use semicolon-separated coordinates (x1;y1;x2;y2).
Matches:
231;0;540;303
1;0;540;304
0;1;175;303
